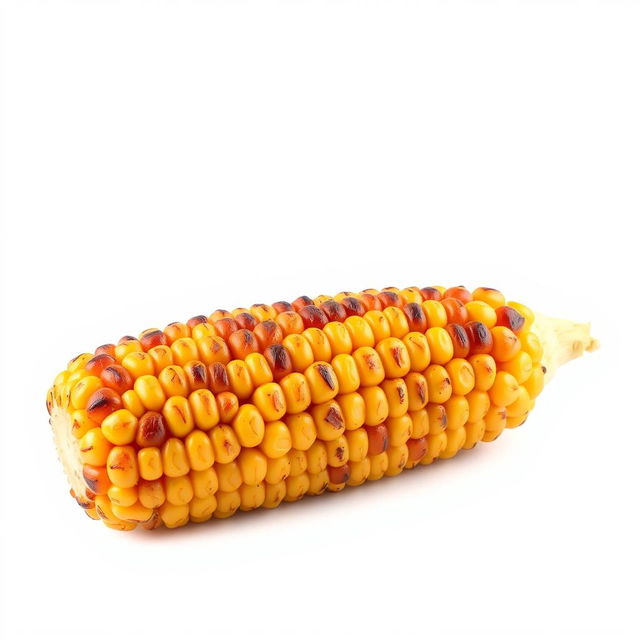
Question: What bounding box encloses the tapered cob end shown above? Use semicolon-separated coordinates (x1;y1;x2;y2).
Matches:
532;314;599;381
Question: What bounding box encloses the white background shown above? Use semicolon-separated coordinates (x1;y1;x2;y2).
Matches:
1;1;639;639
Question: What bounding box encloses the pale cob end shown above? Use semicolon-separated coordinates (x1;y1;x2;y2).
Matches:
46;285;597;531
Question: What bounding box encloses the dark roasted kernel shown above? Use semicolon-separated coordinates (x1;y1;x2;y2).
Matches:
465;321;494;355
419;287;442;301
315;363;336;389
407;436;428;462
272;301;293;314
253;321;283;350
136;411;168;447
341;296;367;317
118;336;137;345
214;317;239;341
291;296;314;311
366;424;389;455
403;303;428;333
82;464;110;495
443;286;472;303
100;365;133;395
320;300;347;323
377;291;402;309
446;323;471;358
495;306;526;333
298;305;329;329
325;405;344;428
187;315;209;328
441;298;469;325
359;293;382;311
86;387;123;423
228;329;260;359
208;362;231;393
184;361;209;390
139;329;168;351
234;312;258;331
85;353;116;376
264;344;293;381
328;464;350;485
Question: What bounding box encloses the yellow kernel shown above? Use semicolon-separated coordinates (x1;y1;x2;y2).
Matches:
260;420;293;458
232;404;265;447
162;395;194;438
133;375;166;412
279;372;311;414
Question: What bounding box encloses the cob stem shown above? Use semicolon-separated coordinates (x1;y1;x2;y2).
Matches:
532;313;599;381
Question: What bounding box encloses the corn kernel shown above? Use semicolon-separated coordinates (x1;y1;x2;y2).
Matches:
106;445;138;488
161;438;190;477
376;337;411;378
237;448;268;485
265;454;291;484
209;424;241;463
345;428;368;462
188;389;220;430
252;382;287;421
138;446;163;481
260;420;292;458
336;392;366;430
311;400;346;440
216;461;243;492
190;467;218;498
425;364;452;404
360;386;389;426
271;375;308;419
133;375;166;412
232;404;265;447
285;412;317;451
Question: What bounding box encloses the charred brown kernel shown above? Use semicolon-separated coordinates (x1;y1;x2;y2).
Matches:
82;464;110;495
85;353;116;376
95;344;116;358
465;321;494;355
184;361;209;390
495;306;526;333
441;298;469;325
254;321;283;350
292;295;314;311
446;323;471;358
316;363;336;390
366;424;389;455
228;329;260;360
136;411;168;447
407;436;428;462
100;365;134;395
187;315;209;328
298;305;329;329
341;297;367;317
264;344;293;381
403;303;427;333
234;312;258;331
419;287;442;301
214;317;239;341
325;405;344;428
86;387;123;423
443;286;472;303
139;329;168;351
359;293;382;311
376;291;401;309
328;463;350;484
208;362;231;393
320;300;347;323
118;335;137;345
272;301;293;314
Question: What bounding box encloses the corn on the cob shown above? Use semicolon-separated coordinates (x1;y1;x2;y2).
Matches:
46;285;597;531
